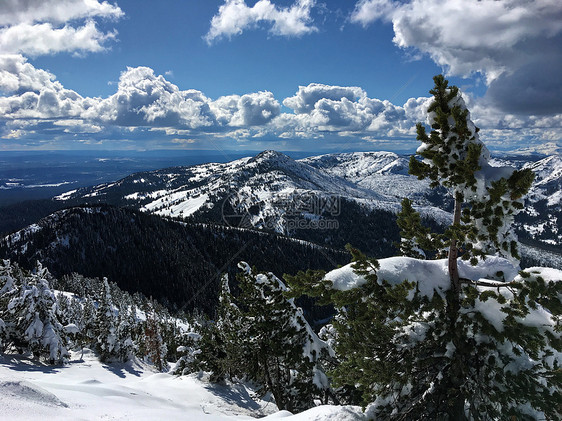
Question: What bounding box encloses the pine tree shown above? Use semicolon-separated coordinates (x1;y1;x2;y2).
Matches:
395;198;441;258
78;295;97;355
235;263;330;413
143;301;167;371
188;265;331;412
194;275;244;382
5;262;69;363
409;75;534;279
287;76;560;420
0;259;19;351
116;301;136;362
93;278;119;362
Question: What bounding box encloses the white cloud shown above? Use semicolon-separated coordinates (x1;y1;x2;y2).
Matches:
0;55;85;119
82;66;216;128
350;0;394;27
350;0;562;115
282;83;413;133
0;21;118;56
0;54;56;92
283;83;365;114
0;57;559;150
0;0;123;25
0;0;123;56
205;0;317;44
212;92;281;126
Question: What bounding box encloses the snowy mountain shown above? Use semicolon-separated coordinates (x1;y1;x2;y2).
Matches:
1;150;559;274
50;150;561;249
302;151;450;209
53;150;449;233
517;155;562;247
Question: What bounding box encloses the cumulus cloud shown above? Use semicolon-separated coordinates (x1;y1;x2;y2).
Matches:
283;84;365;114
0;21;118;56
1;57;559;150
0;0;123;56
85;67;280;129
350;0;395;26
282;83;414;133
350;0;562;115
83;66;216;128
205;0;317;44
0;58;284;137
212;92;281;126
0;0;123;25
0;55;85;119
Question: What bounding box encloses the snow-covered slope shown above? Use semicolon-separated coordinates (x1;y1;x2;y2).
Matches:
52;150;561;247
53;150;448;234
302;151;438;206
524;155;562;205
517;155;562;246
0;351;365;420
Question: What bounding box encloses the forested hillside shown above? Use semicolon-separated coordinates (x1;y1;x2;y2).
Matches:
0;205;348;313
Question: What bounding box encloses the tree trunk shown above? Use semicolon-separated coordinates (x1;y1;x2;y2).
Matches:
447;193;467;420
448;195;462;295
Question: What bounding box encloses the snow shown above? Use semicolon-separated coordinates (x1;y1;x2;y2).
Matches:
54;190;78;200
263;406;365;420
325;256;520;298
0;351;364;420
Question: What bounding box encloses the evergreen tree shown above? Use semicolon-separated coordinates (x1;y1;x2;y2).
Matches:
409;75;534;279
116;301;136;362
0;259;18;351
143;301;167;371
395;198;441;258
93;278;119;362
235;263;330;413
5;262;69;363
186;266;331;412
78;295;97;354
56;292;82;348
287;76;560;420
194;275;244;382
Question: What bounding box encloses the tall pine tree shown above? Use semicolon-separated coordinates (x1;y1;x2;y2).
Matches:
93;278;119;362
287;76;560;420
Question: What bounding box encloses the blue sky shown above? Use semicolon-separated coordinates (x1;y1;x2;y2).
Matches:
0;0;561;154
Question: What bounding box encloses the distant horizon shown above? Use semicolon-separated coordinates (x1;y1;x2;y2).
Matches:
1;144;559;157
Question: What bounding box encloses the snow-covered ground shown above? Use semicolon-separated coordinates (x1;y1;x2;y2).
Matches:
0;350;365;420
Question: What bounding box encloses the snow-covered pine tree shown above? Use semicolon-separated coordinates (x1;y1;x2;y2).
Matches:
5;262;69;363
93;278;119;362
194;274;244;382
0;259;17;296
409;74;534;279
287;76;561;419
159;313;184;363
56;292;82;347
395;197;441;259
77;295;97;354
116;301;136;362
235;263;330;413
172;312;205;376
0;259;19;351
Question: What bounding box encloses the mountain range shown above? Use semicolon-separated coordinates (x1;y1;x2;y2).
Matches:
0;149;560;313
51;150;561;248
